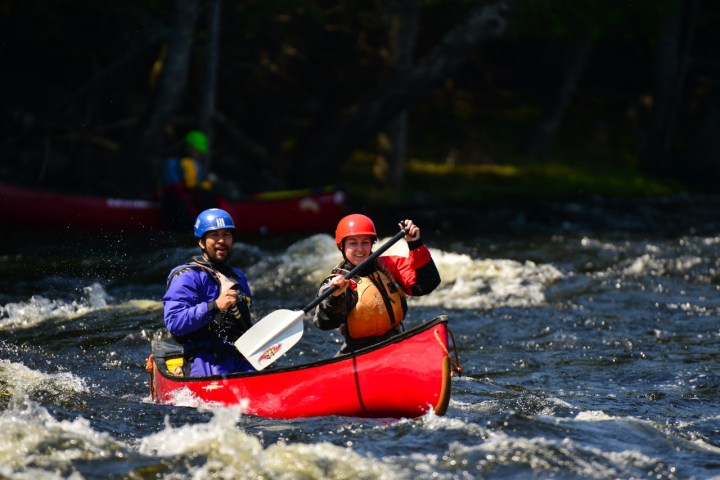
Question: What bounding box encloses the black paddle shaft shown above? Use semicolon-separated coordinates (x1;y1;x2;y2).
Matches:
302;227;410;313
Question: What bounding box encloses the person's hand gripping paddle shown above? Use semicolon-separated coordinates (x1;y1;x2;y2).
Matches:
235;226;410;370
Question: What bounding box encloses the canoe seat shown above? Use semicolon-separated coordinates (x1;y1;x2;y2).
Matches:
152;338;185;377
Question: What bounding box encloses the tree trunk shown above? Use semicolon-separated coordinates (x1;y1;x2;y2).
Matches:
523;35;594;158
200;0;221;171
643;0;698;176
290;1;512;186
685;84;720;184
130;0;200;193
384;0;420;191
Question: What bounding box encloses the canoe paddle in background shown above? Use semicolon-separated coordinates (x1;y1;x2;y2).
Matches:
235;226;410;370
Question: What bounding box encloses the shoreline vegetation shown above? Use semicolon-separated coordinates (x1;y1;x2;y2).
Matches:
336;155;715;236
339;155;686;208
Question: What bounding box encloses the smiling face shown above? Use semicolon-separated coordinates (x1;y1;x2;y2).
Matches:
199;229;234;264
342;234;374;266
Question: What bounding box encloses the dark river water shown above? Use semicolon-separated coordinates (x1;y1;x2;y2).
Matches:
1;195;719;479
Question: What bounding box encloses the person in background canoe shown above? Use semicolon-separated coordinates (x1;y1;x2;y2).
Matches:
162;208;254;376
313;214;441;354
160;130;219;230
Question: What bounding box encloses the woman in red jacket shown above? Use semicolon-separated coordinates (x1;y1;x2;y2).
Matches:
313;214;441;354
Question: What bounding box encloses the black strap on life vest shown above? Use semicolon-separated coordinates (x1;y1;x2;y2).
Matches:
366;271;397;328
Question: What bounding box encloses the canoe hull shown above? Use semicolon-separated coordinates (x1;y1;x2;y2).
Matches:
149;316;453;419
0;182;345;234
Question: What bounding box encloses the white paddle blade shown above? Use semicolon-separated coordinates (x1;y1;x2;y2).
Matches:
244;318;303;370
234;309;305;370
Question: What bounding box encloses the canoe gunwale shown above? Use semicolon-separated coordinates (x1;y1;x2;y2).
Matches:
152;315;450;382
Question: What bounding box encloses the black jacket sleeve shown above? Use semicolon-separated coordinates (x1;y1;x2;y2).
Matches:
312;277;357;330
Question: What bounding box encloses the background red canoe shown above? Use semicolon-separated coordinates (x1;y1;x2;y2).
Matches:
0;181;346;234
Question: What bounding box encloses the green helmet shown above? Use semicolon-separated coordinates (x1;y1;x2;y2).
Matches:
185;130;209;154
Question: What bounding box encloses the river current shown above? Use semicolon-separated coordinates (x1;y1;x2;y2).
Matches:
1;195;719;479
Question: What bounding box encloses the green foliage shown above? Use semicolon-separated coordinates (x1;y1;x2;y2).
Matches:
340;156;682;208
509;0;680;41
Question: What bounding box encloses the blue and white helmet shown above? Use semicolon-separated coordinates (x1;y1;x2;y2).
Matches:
194;208;236;238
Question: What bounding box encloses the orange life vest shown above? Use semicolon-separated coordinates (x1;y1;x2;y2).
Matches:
346;269;407;339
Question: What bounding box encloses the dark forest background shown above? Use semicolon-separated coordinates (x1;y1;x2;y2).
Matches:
1;0;719;206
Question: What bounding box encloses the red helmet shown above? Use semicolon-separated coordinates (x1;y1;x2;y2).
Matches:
335;214;377;247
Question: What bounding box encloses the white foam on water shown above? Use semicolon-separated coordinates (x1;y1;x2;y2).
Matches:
574;410;615;421
416;249;564;309
0;394;121;479
1;387;404;480
243;234;339;294
161;385;226;409
441;431;661;479
0;282;110;330
619;253;703;277
0;359;89;397
251;234;564;310
139;406;404;479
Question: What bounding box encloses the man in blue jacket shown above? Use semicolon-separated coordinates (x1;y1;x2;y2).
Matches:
163;208;255;376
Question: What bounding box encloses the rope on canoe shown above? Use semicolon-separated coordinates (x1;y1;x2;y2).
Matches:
145;354;156;401
435;328;463;376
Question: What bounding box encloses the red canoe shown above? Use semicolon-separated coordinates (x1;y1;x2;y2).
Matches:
147;316;459;419
0;181;346;234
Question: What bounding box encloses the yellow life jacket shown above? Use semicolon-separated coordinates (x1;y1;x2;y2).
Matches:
346;269;407;339
179;157;213;190
179;157;200;188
